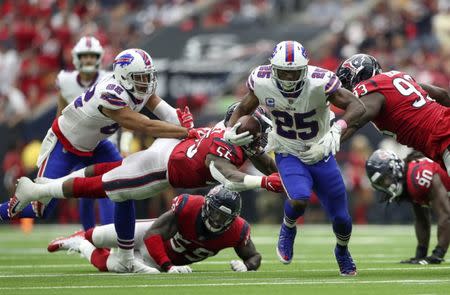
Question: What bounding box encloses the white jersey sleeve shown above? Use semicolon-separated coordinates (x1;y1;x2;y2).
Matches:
249;65;341;156
56;75;149;152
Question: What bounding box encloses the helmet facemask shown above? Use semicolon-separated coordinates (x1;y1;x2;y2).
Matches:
367;153;405;203
77;53;101;73
203;199;237;233
271;65;308;93
201;186;241;234
127;68;157;97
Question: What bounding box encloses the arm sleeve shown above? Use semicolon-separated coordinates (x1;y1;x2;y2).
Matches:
144;235;172;271
152;99;179;125
237;221;251;248
170;194;190;216
324;72;342;96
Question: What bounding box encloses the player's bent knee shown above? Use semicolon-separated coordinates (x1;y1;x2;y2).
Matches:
332;215;352;226
289;199;309;211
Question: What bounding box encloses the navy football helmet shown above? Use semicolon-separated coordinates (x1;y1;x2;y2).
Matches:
224;102;272;155
201;185;242;233
366;149;405;202
336;54;382;91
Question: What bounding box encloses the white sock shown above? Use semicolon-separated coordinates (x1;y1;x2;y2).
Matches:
117;248;134;260
79;240;96;262
443;149;450;176
38;181;64;199
58;168;86;182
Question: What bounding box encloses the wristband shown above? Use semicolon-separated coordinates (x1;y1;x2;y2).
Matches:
335;119;348;130
243;175;263;189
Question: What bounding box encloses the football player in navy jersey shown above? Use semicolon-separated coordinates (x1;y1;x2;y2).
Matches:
47;186;261;274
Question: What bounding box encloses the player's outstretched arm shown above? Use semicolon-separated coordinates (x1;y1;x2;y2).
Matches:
419;83;450;107
248;153;278;176
328;88;366;129
143;211;181;272
101;106;191;139
232;238;261;271
206;155;283;193
340;92;385;142
227;92;260;127
145;94;193;127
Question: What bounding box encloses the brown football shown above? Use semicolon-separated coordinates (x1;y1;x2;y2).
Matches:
236;115;261;138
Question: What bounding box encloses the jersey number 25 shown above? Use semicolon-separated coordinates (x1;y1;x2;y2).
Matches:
271;110;319;140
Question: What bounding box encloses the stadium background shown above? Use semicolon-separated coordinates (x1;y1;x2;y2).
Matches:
0;0;449;227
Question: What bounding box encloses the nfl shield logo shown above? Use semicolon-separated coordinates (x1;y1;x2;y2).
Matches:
265;97;275;107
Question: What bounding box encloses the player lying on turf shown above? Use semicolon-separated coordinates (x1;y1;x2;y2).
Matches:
366;150;450;264
48;186;261;274
10;106;281;272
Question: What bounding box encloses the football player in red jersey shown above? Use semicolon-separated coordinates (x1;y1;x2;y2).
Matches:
10;105;280;272
366;150;450;264
10;106;282;211
47;186;261;274
336;54;450;175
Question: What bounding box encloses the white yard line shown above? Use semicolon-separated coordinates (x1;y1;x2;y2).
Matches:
0;279;449;290
1;265;449;276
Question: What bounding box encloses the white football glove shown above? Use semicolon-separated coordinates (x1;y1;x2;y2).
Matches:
230;260;248;272
318;121;344;156
168;265;193;273
223;122;253;146
298;142;327;165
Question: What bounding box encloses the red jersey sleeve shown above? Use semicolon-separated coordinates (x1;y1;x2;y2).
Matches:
236;219;251;248
171;194;190;216
209;138;246;167
352;79;380;98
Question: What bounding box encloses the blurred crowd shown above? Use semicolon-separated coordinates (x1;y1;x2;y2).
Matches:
1;0;449;225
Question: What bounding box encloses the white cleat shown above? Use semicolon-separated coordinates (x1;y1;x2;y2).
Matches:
47;230;85;253
8;177;39;218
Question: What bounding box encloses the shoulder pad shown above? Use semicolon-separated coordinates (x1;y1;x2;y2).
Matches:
171;194;190;215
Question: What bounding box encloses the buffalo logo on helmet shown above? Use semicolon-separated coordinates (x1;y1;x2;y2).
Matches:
114;53;134;68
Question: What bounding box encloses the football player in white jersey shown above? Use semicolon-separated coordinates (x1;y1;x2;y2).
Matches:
224;41;366;276
4;48;198;271
55;36;116;230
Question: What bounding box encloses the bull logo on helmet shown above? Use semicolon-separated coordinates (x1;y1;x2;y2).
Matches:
114;53;134;68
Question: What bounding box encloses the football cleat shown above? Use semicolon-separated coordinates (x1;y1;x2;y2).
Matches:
276;223;297;264
334;246;357;276
47;230;85;253
8;177;38;218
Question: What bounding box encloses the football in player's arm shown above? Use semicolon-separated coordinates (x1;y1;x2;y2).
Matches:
47;187;261;273
366;150;450;264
